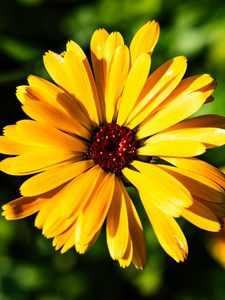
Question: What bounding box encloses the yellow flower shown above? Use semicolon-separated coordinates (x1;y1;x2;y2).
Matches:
1;21;225;269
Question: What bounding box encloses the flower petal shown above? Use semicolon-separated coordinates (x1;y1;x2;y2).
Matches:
45;217;75;240
181;199;221;232
105;45;130;122
34;190;62;230
104;32;124;71
3;120;87;152
159;74;216;109
106;178;129;260
47;166;104;223
1;149;75;175
22;99;90;138
91;29;124;108
26;75;67;109
144;128;225;148
140;196;188;262
138;91;205;138
164;157;225;189
123;161;192;217
138;140;206;157
43;51;71;91
127;56;187;128
162;114;225;131
130;21;159;65
203;202;225;220
117;53;151;125
36;167;103;238
64;50;100;124
118;237;133;268
76;173;115;244
66;40;104;122
0;136;36;155
159;164;225;203
20;159;94;196
25;75;91;127
2;196;45;220
120;183;147;269
90;28;109;100
53;222;76;253
75;228;101;255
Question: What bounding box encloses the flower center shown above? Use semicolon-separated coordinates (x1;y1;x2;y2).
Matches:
88;123;139;174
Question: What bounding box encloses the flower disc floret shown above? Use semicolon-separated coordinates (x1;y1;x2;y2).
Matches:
88;123;139;174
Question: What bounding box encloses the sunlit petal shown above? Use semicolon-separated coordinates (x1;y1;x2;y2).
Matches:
130;20;159;65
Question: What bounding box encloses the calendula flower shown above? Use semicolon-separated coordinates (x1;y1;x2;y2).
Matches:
1;21;225;269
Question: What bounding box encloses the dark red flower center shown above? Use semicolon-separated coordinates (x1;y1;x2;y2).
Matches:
88;123;139;174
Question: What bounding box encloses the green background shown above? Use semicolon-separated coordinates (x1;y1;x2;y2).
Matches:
0;0;225;299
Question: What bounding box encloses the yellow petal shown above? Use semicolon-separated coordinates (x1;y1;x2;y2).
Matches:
34;188;62;229
106;178;129;260
91;28;109;60
164;157;225;189
159;165;225;203
182;199;221;232
117;53;151;125
2;196;45;220
118;237;133;268
20;159;94;196
65;40;104;123
120;183;147;269
27;75;64;107
77;173;115;241
90;30;124;120
105;45;129;122
42;207;73;238
1;149;75;175
0;136;36;155
138;91;205;138
90;28;109;103
49;166;104;222
22;99;90;138
43;51;71;91
162;114;225;131
56;224;76;253
16;85;28;104
141;197;188;262
4;120;87;152
40;167;102;236
123;161;192;217
130;21;160;65
64;224;101;254
75;226;101;254
45;217;75;239
26;75;91;128
66;40;86;58
127;56;187;128
138;140;206;157
161;74;216;108
146;127;225;148
64;50;100;124
104;32;124;72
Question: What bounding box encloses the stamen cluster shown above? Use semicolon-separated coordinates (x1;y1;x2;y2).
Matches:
88;123;139;174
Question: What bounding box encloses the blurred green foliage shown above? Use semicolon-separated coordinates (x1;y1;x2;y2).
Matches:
0;0;225;299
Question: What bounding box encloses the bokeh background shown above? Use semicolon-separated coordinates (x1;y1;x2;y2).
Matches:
0;0;225;299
